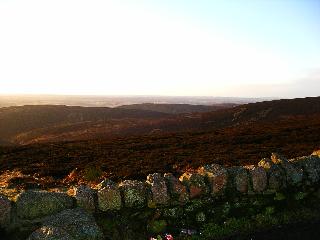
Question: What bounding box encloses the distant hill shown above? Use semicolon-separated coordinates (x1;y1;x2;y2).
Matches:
0;105;171;144
0;97;319;145
0;94;268;108
117;103;237;114
200;96;320;128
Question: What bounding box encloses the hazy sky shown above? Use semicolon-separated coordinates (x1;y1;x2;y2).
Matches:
0;0;319;97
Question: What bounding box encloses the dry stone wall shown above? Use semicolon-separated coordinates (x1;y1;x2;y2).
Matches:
1;151;320;239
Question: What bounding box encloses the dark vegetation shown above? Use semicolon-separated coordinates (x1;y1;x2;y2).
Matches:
0;97;319;185
0;103;237;145
0;105;172;144
117;103;237;114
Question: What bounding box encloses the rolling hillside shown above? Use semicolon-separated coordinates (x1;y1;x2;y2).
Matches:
0;96;319;184
0;103;237;145
200;96;320;127
0;105;172;144
0;97;320;145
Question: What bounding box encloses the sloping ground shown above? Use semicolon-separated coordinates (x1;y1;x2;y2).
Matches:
200;96;320;128
0;96;319;186
0;105;172;144
0;103;236;145
11;118;169;145
0;113;319;184
1;97;320;146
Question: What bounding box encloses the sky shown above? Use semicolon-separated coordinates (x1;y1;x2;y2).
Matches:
0;0;319;98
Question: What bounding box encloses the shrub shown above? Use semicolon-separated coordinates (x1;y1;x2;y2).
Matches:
83;165;103;182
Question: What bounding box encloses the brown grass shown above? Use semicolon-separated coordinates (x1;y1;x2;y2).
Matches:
0;114;319;189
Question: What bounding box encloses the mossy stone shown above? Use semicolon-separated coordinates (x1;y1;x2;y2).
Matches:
16;190;74;220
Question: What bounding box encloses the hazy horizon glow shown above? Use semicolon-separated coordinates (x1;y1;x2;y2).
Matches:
0;0;319;98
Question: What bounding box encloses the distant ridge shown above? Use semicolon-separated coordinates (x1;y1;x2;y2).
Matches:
200;96;320;128
0;105;171;144
117;103;237;114
0;94;273;108
0;97;319;145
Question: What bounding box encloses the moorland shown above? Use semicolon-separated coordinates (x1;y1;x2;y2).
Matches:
0;96;319;188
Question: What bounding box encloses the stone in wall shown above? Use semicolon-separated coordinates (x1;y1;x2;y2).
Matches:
119;180;146;208
246;166;267;193
258;158;286;191
164;173;189;203
228;167;249;194
147;173;170;206
311;150;320;157
28;226;73;240
271;153;303;186
198;164;228;196
180;172;209;199
28;208;104;240
74;185;97;212
16;190;74;220
97;180;122;211
0;194;11;229
292;155;320;184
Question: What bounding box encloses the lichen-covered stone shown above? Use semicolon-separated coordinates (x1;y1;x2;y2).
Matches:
258;158;273;169
228;167;249;194
97;180;122;211
119;180;146;208
164;173;189;203
247;166;267;192
311;150;320;157
198;164;228;195
0;194;11;228
180;172;209;199
28;208;104;240
293;156;320;184
146;173;170;205
28;226;74;240
16;190;74;220
259;158;286;191
74;185;97;212
271;153;303;186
